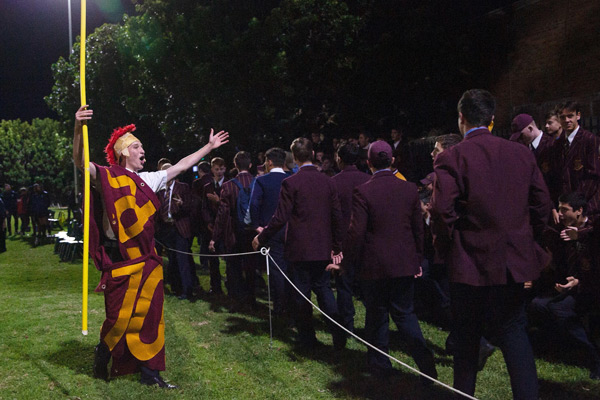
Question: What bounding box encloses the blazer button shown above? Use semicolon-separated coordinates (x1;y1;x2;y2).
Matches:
101;284;106;290
141;182;145;186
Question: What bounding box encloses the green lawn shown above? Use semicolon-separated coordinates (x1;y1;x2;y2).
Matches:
1;233;599;399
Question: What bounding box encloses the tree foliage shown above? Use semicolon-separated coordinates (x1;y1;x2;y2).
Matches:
46;0;510;164
0;119;73;204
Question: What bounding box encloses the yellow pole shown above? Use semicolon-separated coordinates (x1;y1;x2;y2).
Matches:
80;0;89;336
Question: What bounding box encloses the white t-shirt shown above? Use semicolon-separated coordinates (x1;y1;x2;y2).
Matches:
135;169;168;193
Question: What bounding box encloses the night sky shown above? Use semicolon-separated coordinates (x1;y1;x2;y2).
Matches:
0;0;137;122
1;0;516;123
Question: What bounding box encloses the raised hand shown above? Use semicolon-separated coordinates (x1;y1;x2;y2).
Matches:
208;129;229;150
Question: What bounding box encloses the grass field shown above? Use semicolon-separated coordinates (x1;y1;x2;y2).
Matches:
1;231;599;399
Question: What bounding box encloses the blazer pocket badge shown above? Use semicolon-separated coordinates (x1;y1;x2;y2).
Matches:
573;159;583;171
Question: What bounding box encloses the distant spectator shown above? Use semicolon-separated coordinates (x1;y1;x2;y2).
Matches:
357;130;373;173
2;184;18;235
157;157;171;170
389;128;403;152
311;132;333;155
0;196;6;252
29;183;51;246
545;107;563;140
16;187;29;235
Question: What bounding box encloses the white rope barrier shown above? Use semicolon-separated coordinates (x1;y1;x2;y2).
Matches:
156;240;478;399
154;239;262;257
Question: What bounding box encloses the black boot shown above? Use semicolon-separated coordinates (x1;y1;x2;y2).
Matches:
93;341;111;381
140;366;178;389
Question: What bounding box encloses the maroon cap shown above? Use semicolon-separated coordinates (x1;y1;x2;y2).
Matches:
420;172;435;186
367;140;393;164
511;114;534;137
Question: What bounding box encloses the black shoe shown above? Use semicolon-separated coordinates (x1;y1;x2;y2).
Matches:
93;343;110;381
478;342;496;371
140;375;178;389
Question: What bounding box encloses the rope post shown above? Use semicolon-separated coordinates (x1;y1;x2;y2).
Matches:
260;247;273;348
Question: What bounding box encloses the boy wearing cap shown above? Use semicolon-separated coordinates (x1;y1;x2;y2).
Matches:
73;105;228;388
510;113;559;208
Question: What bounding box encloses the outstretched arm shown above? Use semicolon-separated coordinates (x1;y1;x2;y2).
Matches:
166;129;229;182
73;105;97;181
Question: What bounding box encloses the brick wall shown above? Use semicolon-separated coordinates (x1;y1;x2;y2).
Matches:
490;0;600;134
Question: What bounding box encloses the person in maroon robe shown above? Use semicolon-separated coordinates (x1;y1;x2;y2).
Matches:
73;105;228;388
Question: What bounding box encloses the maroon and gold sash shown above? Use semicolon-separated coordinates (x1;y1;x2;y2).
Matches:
89;164;165;376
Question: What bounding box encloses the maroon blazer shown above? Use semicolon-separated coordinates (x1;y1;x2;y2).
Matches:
554;128;600;217
344;170;423;280
157;181;193;239
213;171;254;251
431;128;552;286
200;178;226;234
258;165;343;262
510;132;561;206
191;174;213;232
332;165;371;239
192;174;213;198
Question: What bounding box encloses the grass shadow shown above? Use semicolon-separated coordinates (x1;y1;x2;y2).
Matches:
328;371;454;400
530;329;595;370
220;315;296;346
539;378;600;399
44;339;94;377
